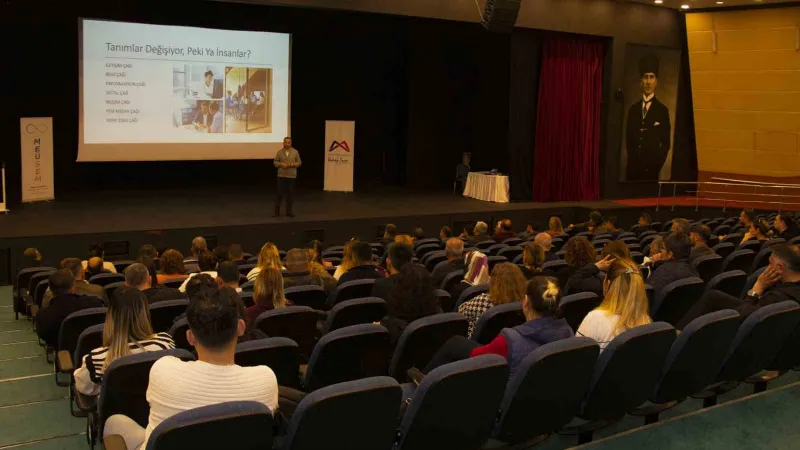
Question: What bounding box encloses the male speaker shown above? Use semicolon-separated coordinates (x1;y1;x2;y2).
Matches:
625;54;671;181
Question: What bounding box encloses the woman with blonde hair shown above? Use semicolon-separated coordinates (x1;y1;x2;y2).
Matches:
246;242;284;281
245;267;293;326
458;262;527;337
520;243;546;279
577;258;652;350
74;288;175;396
156;249;189;284
333;239;360;280
547;216;565;237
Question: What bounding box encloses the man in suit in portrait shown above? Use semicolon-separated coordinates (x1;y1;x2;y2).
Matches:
625;54;671;181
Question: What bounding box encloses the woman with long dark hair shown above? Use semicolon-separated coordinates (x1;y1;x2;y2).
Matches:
381;264;440;347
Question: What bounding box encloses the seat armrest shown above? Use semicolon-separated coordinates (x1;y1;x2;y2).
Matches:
104;434;128;450
278;385;307;419
56;350;73;373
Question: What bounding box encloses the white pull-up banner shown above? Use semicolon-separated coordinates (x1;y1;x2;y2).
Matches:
19;117;55;203
323;120;354;192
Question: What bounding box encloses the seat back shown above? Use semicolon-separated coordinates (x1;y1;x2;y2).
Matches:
705;270;747;298
488;256;508;272
282;377;401;450
73;324;104;368
494;338;599;443
498;246;523;262
16;267;55;295
149;299;189;333
693;254;723;283
454;284;489;311
112;260;135;273
750;247;773;273
284;285;327;310
721;249;756;273
739;240;762;252
235;337;300;388
652;310;740;404
161;278;185;290
99;349;196;433
542;259;567;271
33;279;50;307
28;270;54;297
424;251;448;272
441;270;464;292
762;238;786;250
721;232;743;244
471;302;525;345
712;242;735;260
580;322;676;420
396;355;508;450
168;318;191;351
652;277;705;326
305;324;390;392
89;273;125;287
58;307;107;353
476;240;496;250
559;292;602;333
333;279;377;305
322;298;388;334
550;238;565;252
238;291;255;307
630;251;645;265
712;224;731;236
486;244;507;257
415;243;441;260
145;401;273;450
740;266;766;299
769;319;800;371
503;238;523;247
238;263;257;276
389;313;469;381
717;301;800;382
104;282;126;302
253;306;319;359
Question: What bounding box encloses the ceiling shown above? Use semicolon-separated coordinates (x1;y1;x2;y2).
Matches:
627;0;799;10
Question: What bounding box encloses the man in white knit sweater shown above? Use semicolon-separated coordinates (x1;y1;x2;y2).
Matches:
103;286;279;450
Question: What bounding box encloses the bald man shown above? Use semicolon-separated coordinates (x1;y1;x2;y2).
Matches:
493;219;515;244
432;238;466;289
534;233;559;262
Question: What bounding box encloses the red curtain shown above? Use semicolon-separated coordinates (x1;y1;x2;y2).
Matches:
532;38;604;202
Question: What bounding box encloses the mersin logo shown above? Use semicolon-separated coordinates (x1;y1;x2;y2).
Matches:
328;140;351;152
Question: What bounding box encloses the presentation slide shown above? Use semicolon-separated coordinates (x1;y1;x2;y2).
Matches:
79;19;291;161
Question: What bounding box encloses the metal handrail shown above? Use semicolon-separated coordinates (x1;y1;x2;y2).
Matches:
657;178;800;213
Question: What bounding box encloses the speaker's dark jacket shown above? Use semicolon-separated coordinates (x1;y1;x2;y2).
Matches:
626;97;671;181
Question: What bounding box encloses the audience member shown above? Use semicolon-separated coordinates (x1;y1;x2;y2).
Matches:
180;251;218;292
103;285;278;450
381;263;440;348
21;248;42;270
42;258;106;308
282;249;319;290
493;219;515;244
431;238;465;288
689;224;716;263
36;270;105;347
458;263;526;337
775;214;798;241
156;250;189;285
646;232;699;295
86;257;109;279
519;243;546;279
637;212;652;230
534;233;558;262
333;240;359;280
424;276;572;380
439;226;453;242
216;261;242;293
372;243;413;300
741;218;770;246
547;216;564;237
463;221;490;247
577;259;652;350
74;288;175;396
213;246;229;265
138;245;158;261
337;242;382;285
557;236;596;289
678;244;800;328
594;216;621;237
82;244;118;274
565;242;631;296
307;240;333;268
379;224;398;247
739;209;756;229
245;268;293;327
571;210;604;232
671;218;690;234
246;242;284;282
228;244;247;267
185;236;207;263
412;227;426;241
449;251;490;303
643;236;666;266
129;260;184;304
306;261;338;297
520;223;537;240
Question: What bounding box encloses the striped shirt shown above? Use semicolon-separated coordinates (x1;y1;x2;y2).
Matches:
74;332;175;396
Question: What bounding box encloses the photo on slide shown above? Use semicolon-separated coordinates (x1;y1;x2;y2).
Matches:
173;64;225;100
172;99;224;133
223;67;273;134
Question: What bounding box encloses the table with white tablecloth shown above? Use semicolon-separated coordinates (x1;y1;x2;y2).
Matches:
462;172;510;203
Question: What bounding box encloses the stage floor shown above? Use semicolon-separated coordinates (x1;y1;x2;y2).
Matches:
0;189;625;239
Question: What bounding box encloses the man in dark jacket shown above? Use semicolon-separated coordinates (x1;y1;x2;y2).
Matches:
431;238;465;289
492;219;515;244
689;224;716;263
625;54;671;181
337;242;384;285
372;243;413;300
125;263;184;304
42;258;107;308
678;244;800;329
647;232;699;296
36;270;105;347
775;214;799;241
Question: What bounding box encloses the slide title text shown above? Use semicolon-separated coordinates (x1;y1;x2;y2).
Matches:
105;43;252;59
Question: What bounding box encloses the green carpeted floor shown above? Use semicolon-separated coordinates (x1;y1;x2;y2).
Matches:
0;284;798;450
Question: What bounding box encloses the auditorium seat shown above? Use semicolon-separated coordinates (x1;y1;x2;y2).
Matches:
693;254;723;283
476;240;496;250
619;236;638;245
424;251;447;272
32;278;50;309
104;282;126;302
161;278;185;290
487;256;508;272
329;279;377;306
321;298;387;334
395;355;508;450
497;246;523;262
71;324;104;418
712;224;731;236
630;251;645;265
705;270;748;298
15;267;56;318
790;236;800;245
542;259;567;272
149;299;189;333
369;242;385;255
415;243;441;260
576;231;593;239
661;221;673;232
235;337;300;388
692;301;800;407
471;302;524;345
559;292;602;333
486;338;599;448
284;285;327;311
502;237;523;247
301;324;390;392
630;310;740;424
712;242;735;260
639;234;657;249
454;284;489;311
168;318;191;352
740;267;766;299
550;237;565;252
116;401;274;450
434;289;452;311
414;238;440;249
638;230;657;240
253;306;319;360
556;250;566;260
246;256;259;264
55;307;108;387
279;378;401;450
440;270;464;292
746;318;800;392
238;263;256;276
591;238;610;249
559;322;675;444
389;313;468;382
720;249;755;273
111;260;135;273
89;273;125;287
239;291;255;307
25;270;55;309
750;247;773;273
739;240;762;252
720;232;743;245
761;238;786;250
651;277;705;326
485;244;507;257
91;349;195;449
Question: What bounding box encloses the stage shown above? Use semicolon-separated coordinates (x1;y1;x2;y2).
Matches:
0;188;750;284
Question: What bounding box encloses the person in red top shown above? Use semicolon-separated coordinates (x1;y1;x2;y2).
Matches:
244;267;293;328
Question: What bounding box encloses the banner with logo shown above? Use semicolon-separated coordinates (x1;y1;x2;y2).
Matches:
19;117;55;203
324;120;355;192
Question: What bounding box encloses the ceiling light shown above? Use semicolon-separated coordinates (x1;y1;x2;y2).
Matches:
654;0;663;3
716;1;724;3
681;4;690;8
